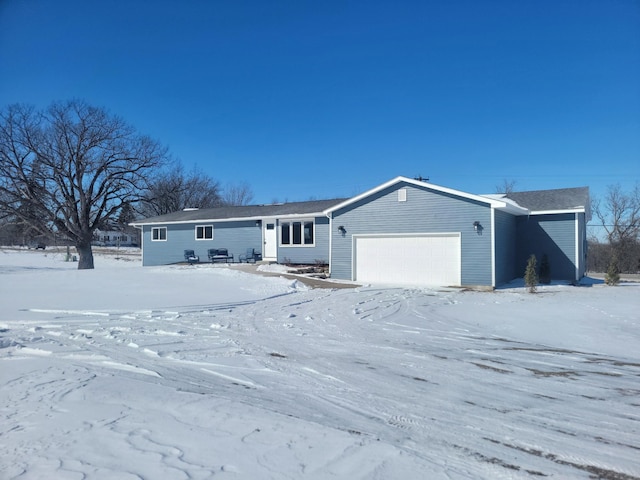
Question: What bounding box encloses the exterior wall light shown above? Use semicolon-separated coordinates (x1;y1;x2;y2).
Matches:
338;225;346;234
256;220;262;227
473;221;483;234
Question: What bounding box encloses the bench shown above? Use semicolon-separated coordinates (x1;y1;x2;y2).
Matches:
208;248;234;263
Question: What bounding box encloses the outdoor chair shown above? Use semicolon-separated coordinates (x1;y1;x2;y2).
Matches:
239;247;256;263
184;249;199;265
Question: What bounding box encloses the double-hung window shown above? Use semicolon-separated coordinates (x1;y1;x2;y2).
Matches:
280;220;314;246
195;225;213;240
152;227;167;241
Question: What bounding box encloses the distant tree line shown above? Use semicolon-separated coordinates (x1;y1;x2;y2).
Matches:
0;99;253;269
588;238;640;274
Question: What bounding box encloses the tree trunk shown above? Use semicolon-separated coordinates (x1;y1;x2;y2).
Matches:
76;241;95;270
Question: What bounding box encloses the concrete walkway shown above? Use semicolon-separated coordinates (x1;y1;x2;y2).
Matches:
229;263;360;289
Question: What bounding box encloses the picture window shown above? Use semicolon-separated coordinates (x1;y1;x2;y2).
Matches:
280;220;314;246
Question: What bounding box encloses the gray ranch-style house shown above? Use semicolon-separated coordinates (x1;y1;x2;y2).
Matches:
131;198;347;267
131;176;590;288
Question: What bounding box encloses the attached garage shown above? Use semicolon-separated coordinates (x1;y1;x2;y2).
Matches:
353;233;461;287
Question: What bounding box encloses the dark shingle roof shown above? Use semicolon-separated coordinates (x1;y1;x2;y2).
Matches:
505;186;590;212
132;184;591;226
132;198;348;225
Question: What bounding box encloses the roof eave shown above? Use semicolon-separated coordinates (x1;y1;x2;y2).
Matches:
528;207;587;216
129;211;328;227
497;203;530;215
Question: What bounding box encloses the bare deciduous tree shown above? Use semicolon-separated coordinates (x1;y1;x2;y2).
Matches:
593;183;640;244
495;179;517;194
139;162;223;217
593;183;640;273
0;100;168;269
222;181;254;206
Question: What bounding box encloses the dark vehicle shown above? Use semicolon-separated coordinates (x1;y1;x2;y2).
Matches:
28;242;46;250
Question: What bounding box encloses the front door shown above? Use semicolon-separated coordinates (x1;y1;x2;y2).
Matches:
263;222;277;260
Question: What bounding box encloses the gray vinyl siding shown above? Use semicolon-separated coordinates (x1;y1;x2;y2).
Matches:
515;213;577;281
330;182;494;286
277;216;331;265
141;220;261;266
494;210;517;285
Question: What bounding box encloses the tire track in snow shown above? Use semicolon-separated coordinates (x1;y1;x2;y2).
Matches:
3;279;640;479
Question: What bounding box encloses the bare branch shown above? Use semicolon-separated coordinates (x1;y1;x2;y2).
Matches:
592;183;640;273
139;162;223;216
495;179;517;194
222;181;254;206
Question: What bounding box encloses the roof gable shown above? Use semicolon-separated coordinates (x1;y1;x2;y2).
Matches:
324;176;523;215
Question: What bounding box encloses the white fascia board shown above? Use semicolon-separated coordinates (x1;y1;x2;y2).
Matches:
130;217;255;227
529;208;586;216
268;212;326;220
324;176;511;215
130;212;327;227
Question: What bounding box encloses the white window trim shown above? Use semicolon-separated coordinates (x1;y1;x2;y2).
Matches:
151;227;167;242
195;225;214;241
280;219;316;247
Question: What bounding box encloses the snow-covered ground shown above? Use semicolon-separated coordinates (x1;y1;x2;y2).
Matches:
1;248;639;479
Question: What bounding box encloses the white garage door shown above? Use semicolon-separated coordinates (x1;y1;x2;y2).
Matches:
354;234;461;287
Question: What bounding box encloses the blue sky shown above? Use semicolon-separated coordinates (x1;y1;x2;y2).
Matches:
1;0;638;220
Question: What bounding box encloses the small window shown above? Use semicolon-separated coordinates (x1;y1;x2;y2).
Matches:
304;221;313;244
195;225;213;240
281;222;291;244
292;222;302;244
152;227;167;241
281;220;314;246
266;223;275;230
398;188;407;202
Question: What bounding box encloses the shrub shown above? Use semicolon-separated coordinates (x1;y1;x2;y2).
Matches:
539;254;551;284
605;255;621;286
524;254;538;293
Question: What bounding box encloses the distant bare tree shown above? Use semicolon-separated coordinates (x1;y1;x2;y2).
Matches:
0;100;168;269
593;183;640;273
222;181;254;206
140;162;222;216
495;179;517;194
593;183;640;244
